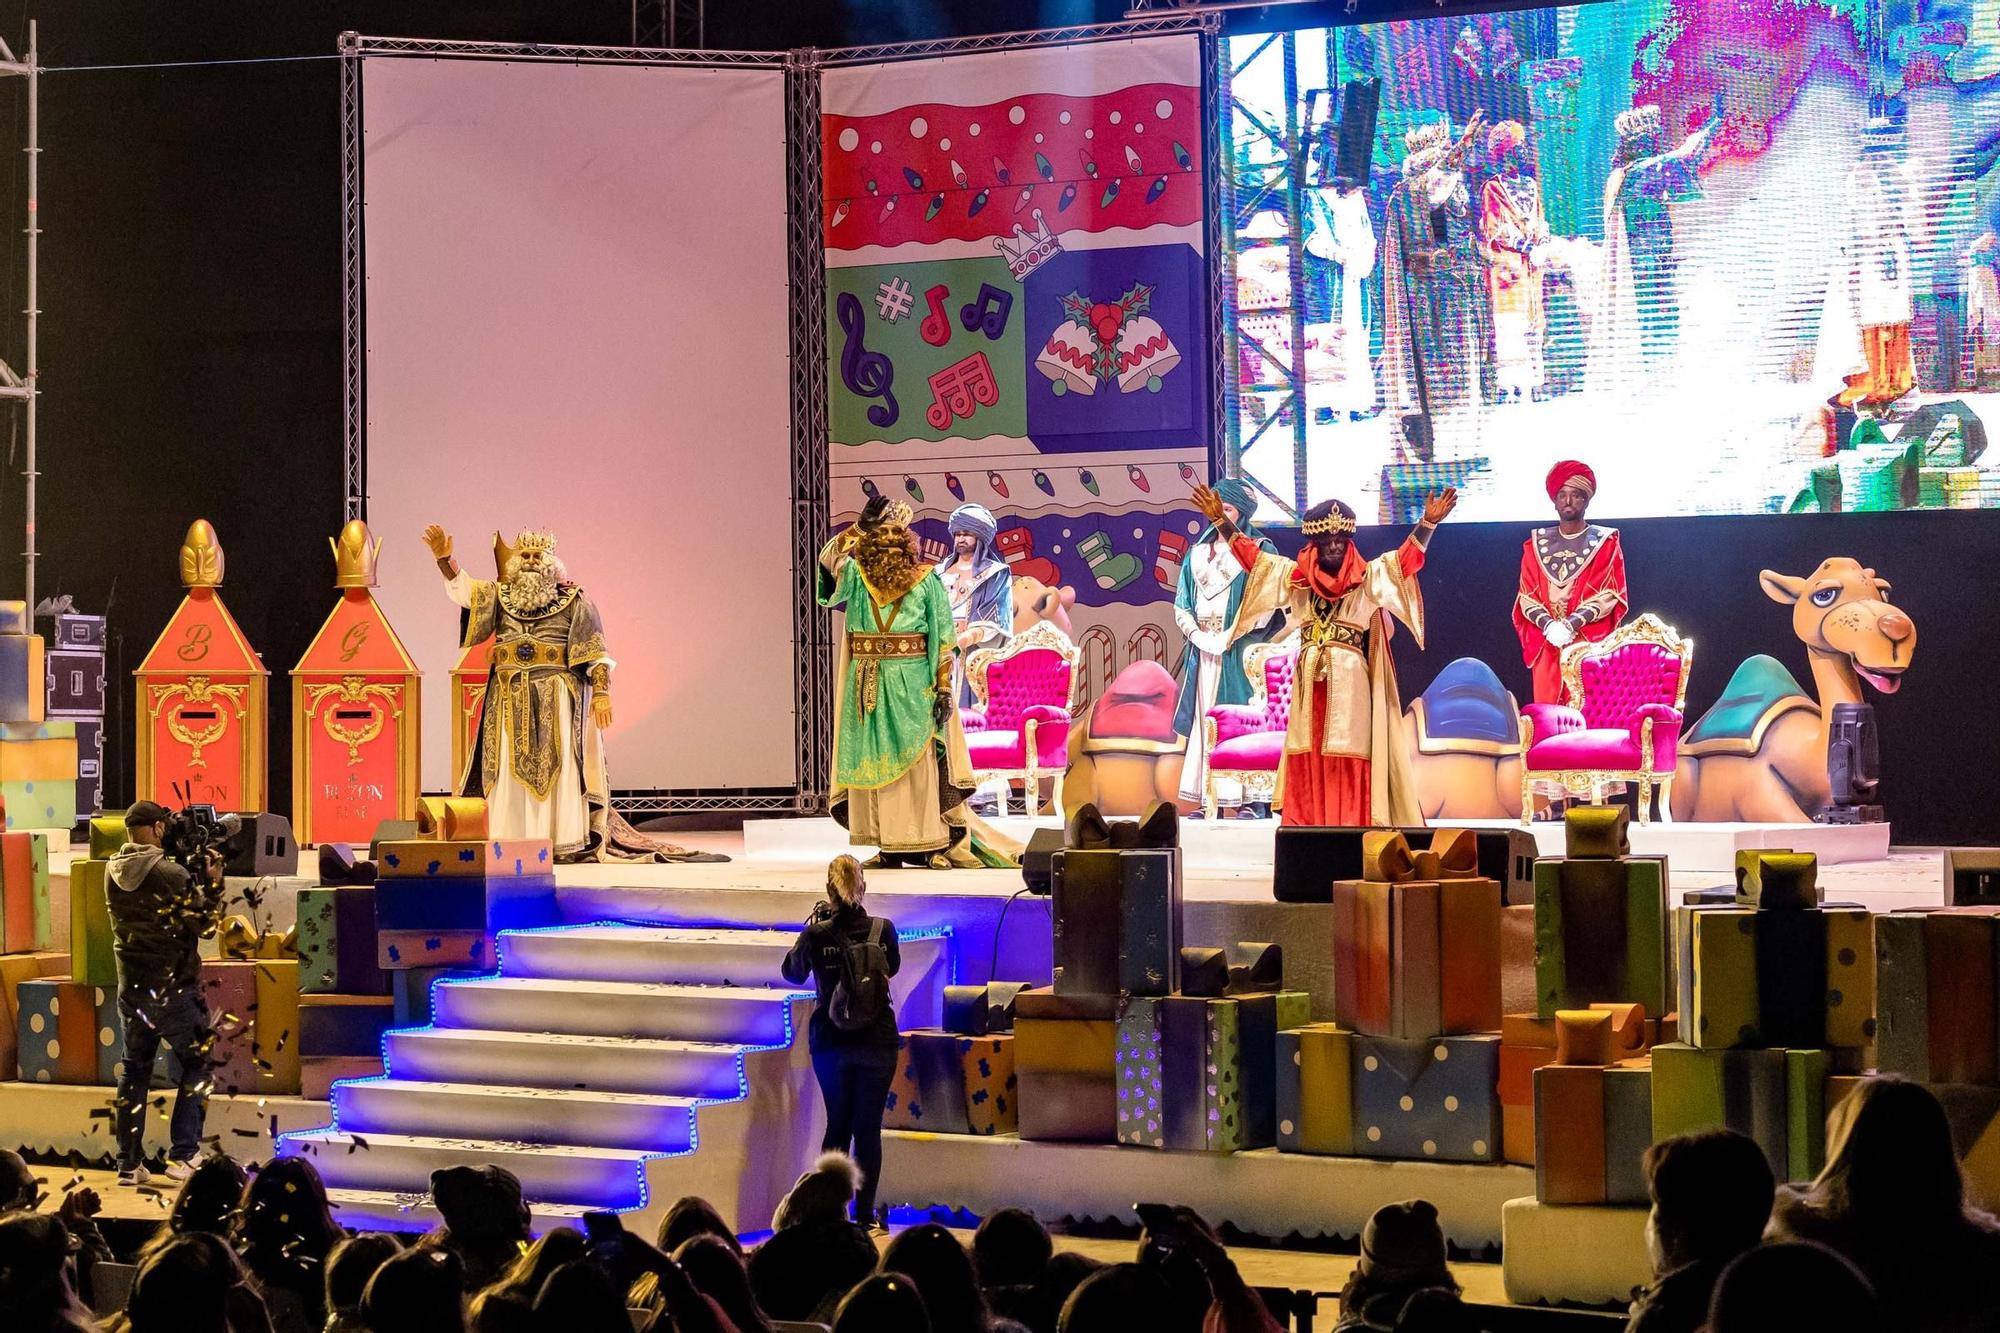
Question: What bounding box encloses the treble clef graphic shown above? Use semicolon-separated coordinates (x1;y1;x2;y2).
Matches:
836;291;899;429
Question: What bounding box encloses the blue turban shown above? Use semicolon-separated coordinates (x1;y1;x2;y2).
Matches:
947;503;998;543
944;503;1004;575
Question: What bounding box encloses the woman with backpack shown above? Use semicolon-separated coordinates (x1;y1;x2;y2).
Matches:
782;854;902;1230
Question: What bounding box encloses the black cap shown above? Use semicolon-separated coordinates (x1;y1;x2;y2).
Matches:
124;800;173;828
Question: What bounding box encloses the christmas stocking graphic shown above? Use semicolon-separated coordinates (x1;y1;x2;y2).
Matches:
1155;530;1189;591
1075;531;1143;591
996;526;1061;586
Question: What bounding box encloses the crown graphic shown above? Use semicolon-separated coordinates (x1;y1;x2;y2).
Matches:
329;519;382;589
993;210;1063;281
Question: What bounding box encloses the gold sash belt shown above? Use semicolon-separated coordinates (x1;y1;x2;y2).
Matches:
493;638;566;668
850;632;927;715
1303;620;1369;654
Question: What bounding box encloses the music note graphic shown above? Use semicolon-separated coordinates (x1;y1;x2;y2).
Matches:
919;284;953;347
924;351;1000;431
836;291;898;429
958;283;1014;341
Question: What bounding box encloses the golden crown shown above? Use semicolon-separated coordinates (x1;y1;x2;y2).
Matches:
882;500;914;528
329;519;381;589
1301;510;1357;537
514;530;557;554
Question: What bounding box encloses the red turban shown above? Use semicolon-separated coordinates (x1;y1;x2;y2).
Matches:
1546;460;1596;502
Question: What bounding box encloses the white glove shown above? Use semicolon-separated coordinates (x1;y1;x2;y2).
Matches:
1543;618;1577;649
1196;630;1231;657
1174;608;1198;640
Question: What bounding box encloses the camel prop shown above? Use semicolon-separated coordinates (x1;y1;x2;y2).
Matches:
1672;558;1915;823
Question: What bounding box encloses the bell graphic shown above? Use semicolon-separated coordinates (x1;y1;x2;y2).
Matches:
1036;320;1098;396
1115;315;1180;394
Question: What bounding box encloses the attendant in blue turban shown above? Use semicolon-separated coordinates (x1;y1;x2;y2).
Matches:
1172;476;1283;814
935;503;1014;705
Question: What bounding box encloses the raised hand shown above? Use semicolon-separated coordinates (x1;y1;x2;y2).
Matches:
1190;483;1228;527
421;525;453;560
857;496;892;531
1421;488;1459;526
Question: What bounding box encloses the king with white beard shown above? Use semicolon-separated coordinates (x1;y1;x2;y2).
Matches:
421;524;718;863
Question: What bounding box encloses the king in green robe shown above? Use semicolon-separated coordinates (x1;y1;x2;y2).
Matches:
818;504;986;868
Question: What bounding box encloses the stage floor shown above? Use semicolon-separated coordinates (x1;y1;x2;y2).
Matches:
581;816;1942;917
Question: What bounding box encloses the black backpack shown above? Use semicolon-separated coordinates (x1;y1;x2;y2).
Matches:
828;918;890;1031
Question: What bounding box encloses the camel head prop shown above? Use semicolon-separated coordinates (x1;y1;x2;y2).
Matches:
1760;558;1916;698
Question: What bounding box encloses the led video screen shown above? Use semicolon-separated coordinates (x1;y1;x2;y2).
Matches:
1223;2;2000;523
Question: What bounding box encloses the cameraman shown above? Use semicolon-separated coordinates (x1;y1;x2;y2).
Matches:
780;855;900;1230
107;800;226;1186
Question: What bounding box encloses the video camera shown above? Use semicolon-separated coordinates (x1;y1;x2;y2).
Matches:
163;787;243;882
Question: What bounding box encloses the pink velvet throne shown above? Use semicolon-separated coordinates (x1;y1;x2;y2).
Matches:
1519;612;1691;825
963;621;1080;816
1201;639;1298;821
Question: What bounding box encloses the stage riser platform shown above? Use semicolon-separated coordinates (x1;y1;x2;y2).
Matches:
330;1080;699;1154
558;883;1051;1001
744;814;1891;875
881;1131;1531;1250
432;977;800;1046
285;1130;651;1202
382;1029;749;1100
500;926;800;987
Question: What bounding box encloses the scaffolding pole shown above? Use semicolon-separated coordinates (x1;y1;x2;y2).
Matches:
0;24;36;612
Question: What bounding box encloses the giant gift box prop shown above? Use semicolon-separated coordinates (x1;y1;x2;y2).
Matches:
68;858;117;988
1533;808;1669;1019
15;977;120;1084
1014;987;1118;1142
0;600;46;725
373;831;556;971
1501;1005;1657;1167
884;1032;1018;1136
1876;909;2000;1086
1351;1033;1501;1163
295;886;388;996
298;991;395;1059
1276;1023;1354;1155
1052;846;1181;999
0;949;65;1076
0;828;50;953
1331;829;1501;1039
292;521;422;848
1533;1010;1654;1203
136;521;268;811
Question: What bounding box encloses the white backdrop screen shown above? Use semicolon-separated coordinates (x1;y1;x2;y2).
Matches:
361;55;796;792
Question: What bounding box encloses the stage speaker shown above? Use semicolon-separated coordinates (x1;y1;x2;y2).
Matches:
1021;828;1064;896
1273;825;1537;905
225;812;295;878
1334;77;1380;187
369;819;422;860
1946;850;2000;906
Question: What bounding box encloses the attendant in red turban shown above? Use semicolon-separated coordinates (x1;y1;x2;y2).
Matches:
1513;461;1628;704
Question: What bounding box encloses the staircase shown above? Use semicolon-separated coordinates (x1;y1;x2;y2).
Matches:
277;925;824;1232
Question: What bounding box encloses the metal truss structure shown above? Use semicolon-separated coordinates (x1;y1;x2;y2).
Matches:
339;15;1227;815
818;13;1211;66
1222;27;1321;519
0;26;37;611
631;1;705;50
338;33;803;816
785;50;834;815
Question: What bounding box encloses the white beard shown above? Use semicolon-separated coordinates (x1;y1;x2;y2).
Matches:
506;567;562;611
